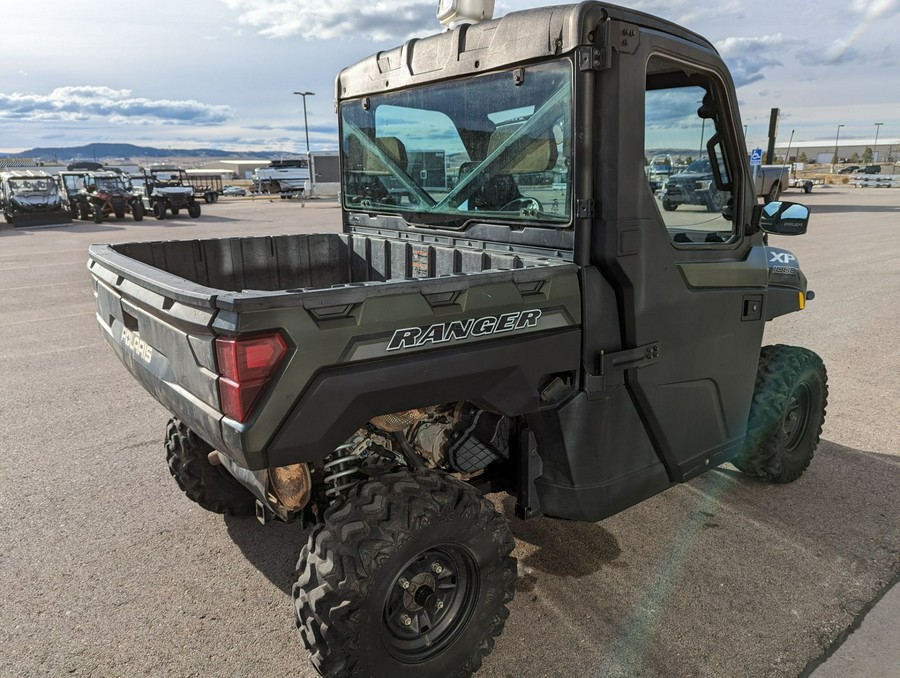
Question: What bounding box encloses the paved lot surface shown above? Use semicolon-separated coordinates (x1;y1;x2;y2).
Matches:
1;189;897;677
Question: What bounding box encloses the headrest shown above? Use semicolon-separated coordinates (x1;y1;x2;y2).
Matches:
376;137;407;168
346;135;408;173
487;125;558;174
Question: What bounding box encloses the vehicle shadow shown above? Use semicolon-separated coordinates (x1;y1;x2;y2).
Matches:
53;222;127;233
224;515;309;594
188;215;244;223
497;495;623;585
222;439;897;624
697;438;900;564
143;215;244;225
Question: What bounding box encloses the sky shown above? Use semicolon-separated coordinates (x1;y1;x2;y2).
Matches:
0;0;897;156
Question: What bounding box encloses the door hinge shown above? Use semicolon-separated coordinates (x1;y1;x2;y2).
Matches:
576;198;595;218
585;20;640;71
600;341;660;375
584;341;660;397
577;46;607;72
602;20;640;55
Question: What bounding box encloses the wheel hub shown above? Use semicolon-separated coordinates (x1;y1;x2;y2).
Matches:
783;383;812;453
383;546;478;662
403;572;439;612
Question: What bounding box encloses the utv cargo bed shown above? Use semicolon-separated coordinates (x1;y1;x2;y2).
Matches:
88;233;581;469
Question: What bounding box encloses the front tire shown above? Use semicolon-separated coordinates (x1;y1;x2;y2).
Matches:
152;201;166;219
733;345;827;483
294;470;516;678
188;203;201;218
164;418;256;516
132;201;144;221
707;189;727;213
662;200;678;211
92;204;103;224
767;181;782;203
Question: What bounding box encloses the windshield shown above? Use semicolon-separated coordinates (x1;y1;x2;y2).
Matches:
93;176;126;191
683;159;711;174
340;60;572;227
7;178;56;195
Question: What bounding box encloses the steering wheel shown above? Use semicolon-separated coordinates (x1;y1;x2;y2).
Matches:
500;197;543;212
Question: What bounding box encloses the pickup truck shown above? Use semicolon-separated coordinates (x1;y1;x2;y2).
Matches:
660;160;789;211
89;2;827;676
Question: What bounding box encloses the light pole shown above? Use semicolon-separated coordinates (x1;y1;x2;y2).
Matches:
832;124;843;173
293;91;315;153
873;122;883;163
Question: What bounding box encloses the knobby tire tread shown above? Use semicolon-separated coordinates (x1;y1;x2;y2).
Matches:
164;418;255;516
733;344;828;483
293;470;516;678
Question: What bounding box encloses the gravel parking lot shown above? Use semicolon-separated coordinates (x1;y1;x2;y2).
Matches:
1;189;897;677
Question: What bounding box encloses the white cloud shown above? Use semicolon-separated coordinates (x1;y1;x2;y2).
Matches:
713;35;786;88
219;0;436;41
0;86;232;125
715;34;786;58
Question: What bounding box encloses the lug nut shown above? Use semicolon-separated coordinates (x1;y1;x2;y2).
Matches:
435;600;444;610
400;614;412;626
399;578;410;590
431;562;443;575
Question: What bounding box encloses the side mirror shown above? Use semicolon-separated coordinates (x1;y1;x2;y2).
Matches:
758;201;809;236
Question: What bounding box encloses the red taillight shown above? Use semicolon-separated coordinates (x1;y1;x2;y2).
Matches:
215;332;287;423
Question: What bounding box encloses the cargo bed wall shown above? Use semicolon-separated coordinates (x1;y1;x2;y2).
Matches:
113;233;551;294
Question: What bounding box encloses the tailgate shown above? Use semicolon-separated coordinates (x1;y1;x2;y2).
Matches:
88;245;229;460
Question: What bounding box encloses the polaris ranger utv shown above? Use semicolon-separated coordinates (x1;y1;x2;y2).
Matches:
140;166;201;219
88;2;827;676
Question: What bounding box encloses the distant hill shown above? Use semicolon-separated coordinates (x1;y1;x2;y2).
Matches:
12;143;272;161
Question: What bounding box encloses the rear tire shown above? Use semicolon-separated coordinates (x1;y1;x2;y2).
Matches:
164;418;256;516
733;345;827;483
662;200;677;211
92;204;103;224
767;181;782;203
132;201;144;222
294;470;516;678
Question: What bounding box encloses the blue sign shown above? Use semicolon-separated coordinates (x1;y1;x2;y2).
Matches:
750;148;763;166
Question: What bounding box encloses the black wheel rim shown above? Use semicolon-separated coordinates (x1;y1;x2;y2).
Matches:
382;544;479;663
783;383;812;453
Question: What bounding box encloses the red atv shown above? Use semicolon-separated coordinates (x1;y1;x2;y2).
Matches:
85;172;144;222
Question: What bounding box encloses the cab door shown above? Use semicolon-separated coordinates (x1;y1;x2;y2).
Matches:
593;38;767;482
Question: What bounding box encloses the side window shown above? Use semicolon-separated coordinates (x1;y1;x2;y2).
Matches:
645;56;736;244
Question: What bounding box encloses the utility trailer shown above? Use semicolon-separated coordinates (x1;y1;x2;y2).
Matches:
184;173;223;203
89;2;828;675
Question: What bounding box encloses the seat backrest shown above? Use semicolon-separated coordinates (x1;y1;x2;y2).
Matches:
487;125;557;174
346;135;409;174
376;137;408;169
